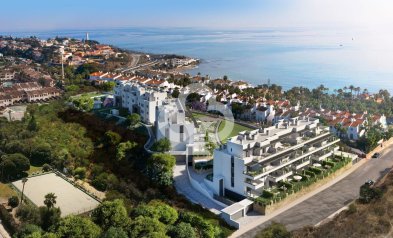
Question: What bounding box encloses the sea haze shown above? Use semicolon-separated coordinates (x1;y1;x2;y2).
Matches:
4;27;393;93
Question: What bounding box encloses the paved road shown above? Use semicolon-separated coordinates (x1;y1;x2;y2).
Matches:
173;162;223;213
240;145;393;237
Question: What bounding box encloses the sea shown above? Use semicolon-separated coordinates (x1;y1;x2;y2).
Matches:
3;27;393;93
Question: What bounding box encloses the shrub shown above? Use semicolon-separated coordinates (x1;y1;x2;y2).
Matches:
262;190;274;199
309;167;323;174
278;181;293;190
0;204;18;235
359;184;383;203
42;163;52;172
255;222;290;238
347;203;357;214
322;160;335;167
73;167;86;180
8;196;19;208
304;170;316;177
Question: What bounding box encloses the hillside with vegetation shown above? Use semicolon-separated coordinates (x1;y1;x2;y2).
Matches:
0;99;234;237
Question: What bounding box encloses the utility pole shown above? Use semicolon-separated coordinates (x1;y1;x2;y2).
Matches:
61;51;65;80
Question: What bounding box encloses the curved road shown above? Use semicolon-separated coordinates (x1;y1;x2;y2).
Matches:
239;144;393;237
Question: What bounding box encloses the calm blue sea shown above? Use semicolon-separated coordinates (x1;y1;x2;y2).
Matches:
3;27;393;93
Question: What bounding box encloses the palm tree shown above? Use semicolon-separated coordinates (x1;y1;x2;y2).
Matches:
355;87;361;97
349;85;355;97
20;178;28;206
44;193;57;209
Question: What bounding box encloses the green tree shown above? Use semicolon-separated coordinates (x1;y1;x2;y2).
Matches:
101;227;128;238
8;195;19;208
146;153;175;186
255;222;290;238
28;115;39;132
14;224;43;238
39;206;61;231
151;138;171;152
133;200;178;225
91;199;130;230
16;203;41;225
167;222;196;238
0;153;30;179
179;211;216;238
44;193;57;209
126;216;166;238
30;143;52;165
171;88;180;98
116;141;137;161
101;81;116;91
73;167;87;180
54;215;101;238
126;113;141;128
103;131;122;147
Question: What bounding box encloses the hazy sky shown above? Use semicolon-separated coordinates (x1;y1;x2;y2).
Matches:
1;0;393;31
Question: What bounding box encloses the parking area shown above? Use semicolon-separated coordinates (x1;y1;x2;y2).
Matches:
12;173;100;216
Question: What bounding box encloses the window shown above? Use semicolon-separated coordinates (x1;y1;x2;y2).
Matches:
180;125;184;133
231;156;235;187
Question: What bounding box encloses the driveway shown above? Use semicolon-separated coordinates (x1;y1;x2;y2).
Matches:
173;162;223;214
239;144;393;237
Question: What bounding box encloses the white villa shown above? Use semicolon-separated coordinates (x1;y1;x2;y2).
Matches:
209;116;342;199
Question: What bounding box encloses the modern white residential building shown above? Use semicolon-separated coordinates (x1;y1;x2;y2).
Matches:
210;116;341;199
155;98;195;155
114;81;167;124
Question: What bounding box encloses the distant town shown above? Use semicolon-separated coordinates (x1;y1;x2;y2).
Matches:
1;35;393;238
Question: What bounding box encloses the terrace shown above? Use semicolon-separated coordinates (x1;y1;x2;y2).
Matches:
244;135;340;179
253;154;353;202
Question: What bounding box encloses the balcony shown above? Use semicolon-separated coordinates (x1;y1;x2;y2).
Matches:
268;170;293;183
244;137;340;180
244;178;265;190
250;131;333;164
293;159;310;170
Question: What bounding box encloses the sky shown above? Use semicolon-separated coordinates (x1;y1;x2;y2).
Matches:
1;0;393;31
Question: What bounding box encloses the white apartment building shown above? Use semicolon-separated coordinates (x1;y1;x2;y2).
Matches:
155;99;195;154
114;81;167;124
0;70;16;81
210;116;341;198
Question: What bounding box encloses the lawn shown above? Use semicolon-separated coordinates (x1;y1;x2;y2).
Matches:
218;120;251;143
192;112;206;119
0;183;17;199
28;165;43;175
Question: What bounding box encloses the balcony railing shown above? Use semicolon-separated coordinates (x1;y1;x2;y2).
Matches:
268;171;293;183
244;138;340;179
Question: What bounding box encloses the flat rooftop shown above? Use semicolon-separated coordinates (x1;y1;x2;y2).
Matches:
12;173;100;216
229;117;319;146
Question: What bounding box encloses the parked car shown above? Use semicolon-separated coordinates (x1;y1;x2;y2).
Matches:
365;179;375;186
372;153;381;159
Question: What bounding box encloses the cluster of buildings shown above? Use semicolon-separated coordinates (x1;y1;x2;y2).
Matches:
0;82;61;109
301;108;387;141
90;71;172;89
112;78;207;156
0;36;119;66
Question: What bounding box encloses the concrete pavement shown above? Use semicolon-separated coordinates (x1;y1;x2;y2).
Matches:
236;144;393;237
0;223;10;238
173;162;223;214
